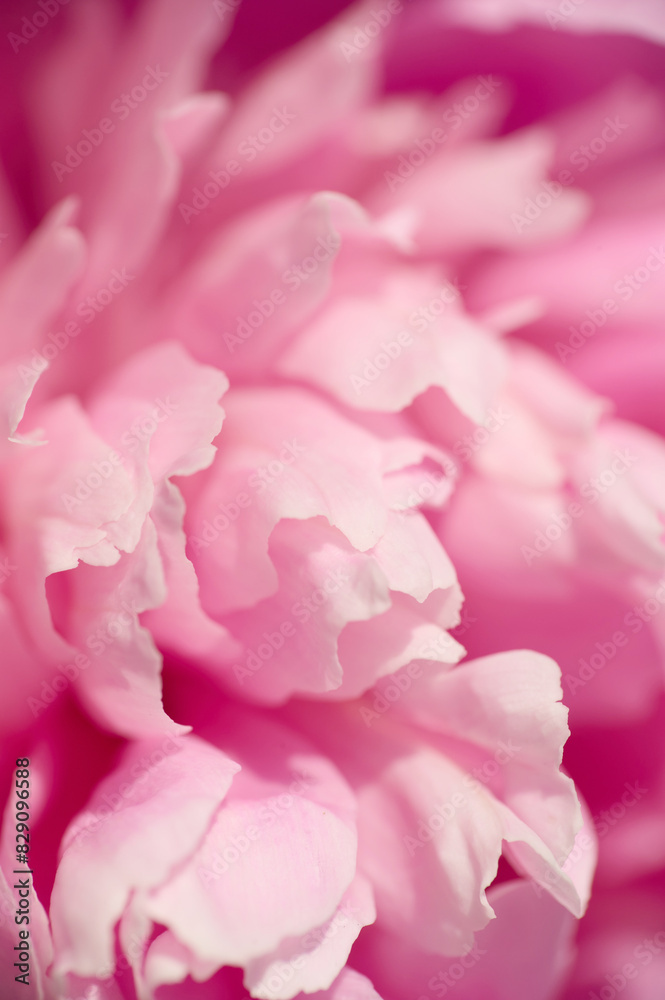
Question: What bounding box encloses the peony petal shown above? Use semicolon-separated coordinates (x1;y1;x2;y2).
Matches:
143;707;358;978
50;735;239;979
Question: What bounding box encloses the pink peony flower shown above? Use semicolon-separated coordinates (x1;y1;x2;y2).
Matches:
0;0;663;997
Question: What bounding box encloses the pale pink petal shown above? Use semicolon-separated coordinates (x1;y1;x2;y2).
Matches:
218;512;462;704
295;967;384;1000
62;519;186;739
89;340;228;482
50;735;239;979
243;875;376;999
473;213;665;333
278;239;507;422
368;127;590;253
144;708;357;977
0;198;85;366
142;481;240;665
285;648;583;957
569;419;665;582
210;4;379;180
355;880;577;1000
445;0;665;44
36;0;233;296
158;193;356;378
0;360;44;446
391;650;582;876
